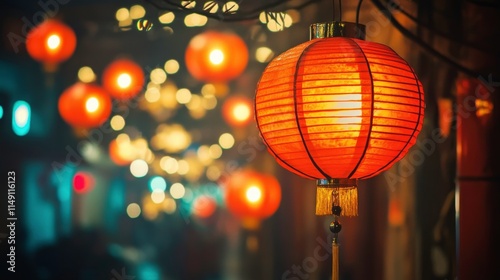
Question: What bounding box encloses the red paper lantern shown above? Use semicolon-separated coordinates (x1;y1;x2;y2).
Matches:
222;96;253;127
185;31;248;82
224;170;281;220
26;19;76;65
58;83;112;128
256;37;424;180
102;59;145;100
255;24;424;216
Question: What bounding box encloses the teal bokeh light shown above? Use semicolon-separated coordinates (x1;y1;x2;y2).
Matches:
12;100;31;136
149;176;167;192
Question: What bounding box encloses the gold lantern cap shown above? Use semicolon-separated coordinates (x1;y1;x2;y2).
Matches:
310;22;366;40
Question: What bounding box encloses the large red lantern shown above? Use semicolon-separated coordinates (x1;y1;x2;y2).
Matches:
102;59;145;100
58;83;112;128
255;22;425;217
223;170;281;220
26;19;76;65
185;31;248;82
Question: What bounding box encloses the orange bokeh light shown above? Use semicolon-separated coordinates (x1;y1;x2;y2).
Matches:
58;83;112;128
185;31;248;82
223;170;281;220
102;59;145;100
222;96;253;127
109;139;135;166
26;19;76;65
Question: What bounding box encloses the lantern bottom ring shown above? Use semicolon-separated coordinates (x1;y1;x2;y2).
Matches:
316;178;358;217
316;178;358;188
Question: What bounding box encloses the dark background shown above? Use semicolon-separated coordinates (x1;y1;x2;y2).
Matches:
1;0;499;279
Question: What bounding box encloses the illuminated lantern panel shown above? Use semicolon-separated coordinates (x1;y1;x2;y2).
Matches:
255;37;424;181
58;83;112;128
222;96;253;127
223;170;281;220
26;19;77;65
73;171;95;194
185;31;248;82
102;59;145;100
192;195;217;219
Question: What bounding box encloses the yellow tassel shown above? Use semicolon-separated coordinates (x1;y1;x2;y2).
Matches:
315;179;358;217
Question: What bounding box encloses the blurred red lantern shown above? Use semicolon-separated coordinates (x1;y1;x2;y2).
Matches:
222;96;253;127
102;59;145;100
26;19;76;66
58;83;112;128
223;170;281;220
255;24;425;216
192;195;217;219
185;31;248;82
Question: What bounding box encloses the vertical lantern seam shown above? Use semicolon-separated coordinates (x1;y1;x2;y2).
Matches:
254;70;316;180
360;57;423;179
293;40;331;180
347;38;375;179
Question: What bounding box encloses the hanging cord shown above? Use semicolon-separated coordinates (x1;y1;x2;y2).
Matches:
330;188;342;241
370;0;484;78
356;0;363;26
339;0;342;22
386;0;496;54
332;0;342;21
145;0;322;22
330;188;342;280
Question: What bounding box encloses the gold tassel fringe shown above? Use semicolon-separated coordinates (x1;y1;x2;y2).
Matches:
315;179;358;217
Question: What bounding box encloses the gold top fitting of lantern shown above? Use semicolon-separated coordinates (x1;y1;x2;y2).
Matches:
310;21;366;40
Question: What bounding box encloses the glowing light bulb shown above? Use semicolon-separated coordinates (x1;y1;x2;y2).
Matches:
209;49;224;65
117;73;132;88
246;186;262;203
47;34;61;50
85;97;99;113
